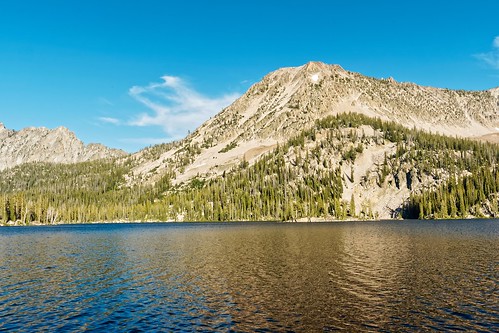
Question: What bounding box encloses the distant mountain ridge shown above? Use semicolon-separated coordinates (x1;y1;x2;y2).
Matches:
0;123;126;171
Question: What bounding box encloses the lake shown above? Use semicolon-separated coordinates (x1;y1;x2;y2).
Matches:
0;220;497;332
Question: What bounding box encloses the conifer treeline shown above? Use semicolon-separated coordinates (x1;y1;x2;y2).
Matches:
0;113;498;224
405;167;499;218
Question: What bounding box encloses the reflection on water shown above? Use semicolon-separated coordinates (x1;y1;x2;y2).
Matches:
0;220;497;331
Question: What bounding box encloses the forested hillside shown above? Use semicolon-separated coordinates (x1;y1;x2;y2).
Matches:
1;113;498;224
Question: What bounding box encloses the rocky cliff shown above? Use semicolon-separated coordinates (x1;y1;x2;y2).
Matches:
0;123;126;171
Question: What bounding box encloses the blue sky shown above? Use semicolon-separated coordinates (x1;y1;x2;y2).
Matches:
1;0;498;152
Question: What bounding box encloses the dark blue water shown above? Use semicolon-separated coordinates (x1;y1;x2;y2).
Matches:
0;220;497;332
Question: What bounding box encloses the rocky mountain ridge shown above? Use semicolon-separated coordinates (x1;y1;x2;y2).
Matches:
129;61;499;186
0;123;126;171
1;62;498;222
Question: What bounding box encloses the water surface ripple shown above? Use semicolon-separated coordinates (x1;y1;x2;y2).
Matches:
0;220;497;331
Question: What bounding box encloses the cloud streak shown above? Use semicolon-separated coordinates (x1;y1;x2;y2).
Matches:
128;75;240;139
475;36;499;70
99;117;121;125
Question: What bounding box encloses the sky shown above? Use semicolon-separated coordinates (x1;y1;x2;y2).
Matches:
0;0;498;152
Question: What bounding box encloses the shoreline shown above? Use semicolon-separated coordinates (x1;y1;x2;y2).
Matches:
1;216;493;227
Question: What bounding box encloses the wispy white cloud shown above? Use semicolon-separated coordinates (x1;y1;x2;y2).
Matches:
128;75;240;139
99;117;121;125
475;36;499;69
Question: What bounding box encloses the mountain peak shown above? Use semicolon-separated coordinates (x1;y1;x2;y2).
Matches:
301;61;345;72
302;61;328;70
0;123;14;138
299;62;348;83
0;124;126;171
55;125;70;132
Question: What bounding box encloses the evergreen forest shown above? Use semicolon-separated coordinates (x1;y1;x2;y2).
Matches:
1;113;498;224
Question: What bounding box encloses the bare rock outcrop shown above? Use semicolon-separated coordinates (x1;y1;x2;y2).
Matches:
0;123;126;171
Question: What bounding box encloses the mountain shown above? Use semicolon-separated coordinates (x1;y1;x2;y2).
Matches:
0;123;126;171
1;62;498;224
130;61;499;186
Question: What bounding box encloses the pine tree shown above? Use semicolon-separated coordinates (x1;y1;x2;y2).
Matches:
349;194;356;217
